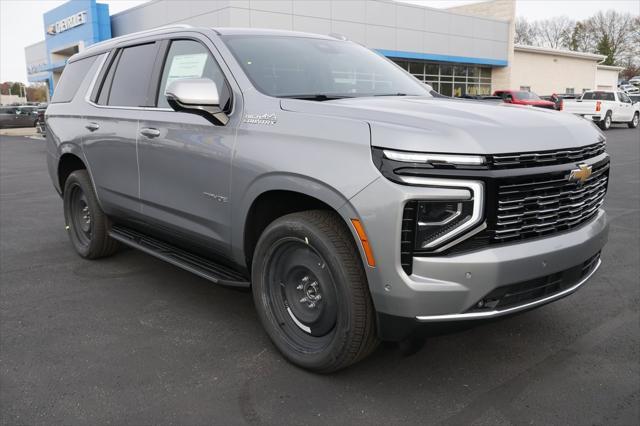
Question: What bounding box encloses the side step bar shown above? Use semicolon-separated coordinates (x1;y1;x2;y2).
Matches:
109;225;250;288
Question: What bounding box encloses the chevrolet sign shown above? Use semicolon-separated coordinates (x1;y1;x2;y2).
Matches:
47;11;87;36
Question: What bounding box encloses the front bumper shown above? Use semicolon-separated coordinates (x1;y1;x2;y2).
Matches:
346;176;609;340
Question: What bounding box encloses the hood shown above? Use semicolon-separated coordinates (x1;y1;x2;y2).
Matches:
281;96;602;154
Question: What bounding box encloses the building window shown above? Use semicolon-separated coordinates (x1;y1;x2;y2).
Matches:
392;59;492;97
520;86;531;92
566;88;575;94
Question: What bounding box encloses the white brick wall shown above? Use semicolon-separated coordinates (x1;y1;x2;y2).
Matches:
111;0;510;63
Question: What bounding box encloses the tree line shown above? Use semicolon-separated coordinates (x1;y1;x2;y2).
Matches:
515;10;640;79
0;82;48;103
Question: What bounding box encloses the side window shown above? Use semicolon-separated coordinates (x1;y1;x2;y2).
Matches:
156;40;230;110
97;50;121;105
106;43;158;107
619;92;631;103
51;55;98;103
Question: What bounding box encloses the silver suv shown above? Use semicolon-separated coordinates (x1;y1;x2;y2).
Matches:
46;27;609;372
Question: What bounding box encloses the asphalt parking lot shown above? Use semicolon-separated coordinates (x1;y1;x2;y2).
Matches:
1;127;638;425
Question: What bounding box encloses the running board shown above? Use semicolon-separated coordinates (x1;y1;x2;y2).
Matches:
109;225;250;288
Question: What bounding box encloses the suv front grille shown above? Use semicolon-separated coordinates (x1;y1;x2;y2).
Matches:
491;161;609;242
488;140;606;169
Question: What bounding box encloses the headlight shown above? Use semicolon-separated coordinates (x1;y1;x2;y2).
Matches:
415;200;475;249
383;149;485;166
399;177;485;252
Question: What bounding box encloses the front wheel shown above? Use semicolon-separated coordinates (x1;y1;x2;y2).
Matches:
252;210;378;373
629;112;639;129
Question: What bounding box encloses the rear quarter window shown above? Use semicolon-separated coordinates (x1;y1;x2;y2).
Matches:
51;56;98;103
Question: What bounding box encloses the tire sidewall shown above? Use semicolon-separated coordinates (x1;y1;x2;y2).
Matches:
631;112;639;128
603;112;612;130
251;215;359;370
63;171;98;258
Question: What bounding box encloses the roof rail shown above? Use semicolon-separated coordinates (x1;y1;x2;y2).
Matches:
84;24;193;52
328;33;349;41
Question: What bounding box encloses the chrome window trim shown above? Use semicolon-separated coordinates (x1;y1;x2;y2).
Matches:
400;176;484;249
83;39;234;115
416;259;601;322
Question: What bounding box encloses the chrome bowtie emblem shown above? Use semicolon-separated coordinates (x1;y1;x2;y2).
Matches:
567;164;592;184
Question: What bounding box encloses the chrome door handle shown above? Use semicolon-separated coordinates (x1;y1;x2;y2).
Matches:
140;127;161;138
85;122;100;132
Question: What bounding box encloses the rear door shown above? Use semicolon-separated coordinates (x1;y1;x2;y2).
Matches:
136;36;238;257
82;42;160;217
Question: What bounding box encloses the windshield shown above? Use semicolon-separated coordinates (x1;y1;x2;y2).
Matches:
515;91;540;100
222;35;431;99
582;92;615;101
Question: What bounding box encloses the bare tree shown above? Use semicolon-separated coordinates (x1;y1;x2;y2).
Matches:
515;18;538;45
566;21;597;52
588;11;639;66
536;16;575;49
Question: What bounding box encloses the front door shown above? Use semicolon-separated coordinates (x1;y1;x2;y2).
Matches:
617;92;634;121
137;38;238;257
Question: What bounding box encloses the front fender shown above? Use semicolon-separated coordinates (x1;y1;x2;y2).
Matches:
230;172;373;266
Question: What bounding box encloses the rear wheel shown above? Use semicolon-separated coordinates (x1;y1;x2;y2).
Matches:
599;111;612;130
63;170;119;259
629;112;639;129
252;210;378;373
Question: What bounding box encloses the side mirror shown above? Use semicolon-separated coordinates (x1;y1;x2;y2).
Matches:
165;78;229;126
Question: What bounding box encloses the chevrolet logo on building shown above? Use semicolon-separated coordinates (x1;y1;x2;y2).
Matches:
47;11;87;36
568;164;592;184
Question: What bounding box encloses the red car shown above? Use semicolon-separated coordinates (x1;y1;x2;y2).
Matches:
494;90;556;109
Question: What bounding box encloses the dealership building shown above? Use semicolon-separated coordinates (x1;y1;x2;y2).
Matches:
25;0;621;99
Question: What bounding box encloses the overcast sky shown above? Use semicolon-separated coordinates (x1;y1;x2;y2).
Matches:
1;0;639;84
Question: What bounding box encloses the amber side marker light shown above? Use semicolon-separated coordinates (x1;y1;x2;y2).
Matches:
351;219;376;267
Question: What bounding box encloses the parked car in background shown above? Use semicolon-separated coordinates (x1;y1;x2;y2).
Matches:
494;90;556;109
562;90;639;130
627;76;640;85
541;93;579;110
619;84;639;94
0;106;39;128
36;104;47;135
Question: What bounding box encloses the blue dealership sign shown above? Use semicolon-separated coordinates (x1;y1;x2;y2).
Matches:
40;0;111;96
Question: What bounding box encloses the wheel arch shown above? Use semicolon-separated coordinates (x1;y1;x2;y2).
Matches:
58;152;87;195
234;174;364;271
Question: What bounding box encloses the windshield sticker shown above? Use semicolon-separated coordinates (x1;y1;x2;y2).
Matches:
165;53;208;88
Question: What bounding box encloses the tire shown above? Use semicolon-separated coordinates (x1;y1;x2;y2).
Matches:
629;112;639;129
63;170;119;259
599;111;612;130
252;210;379;373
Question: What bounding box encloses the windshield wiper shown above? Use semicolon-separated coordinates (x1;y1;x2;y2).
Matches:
279;94;355;101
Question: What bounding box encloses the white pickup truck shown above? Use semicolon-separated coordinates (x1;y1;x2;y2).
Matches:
562;90;639;130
